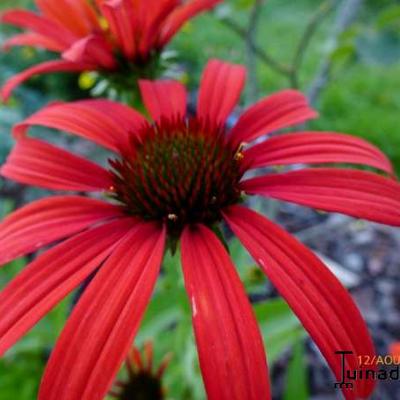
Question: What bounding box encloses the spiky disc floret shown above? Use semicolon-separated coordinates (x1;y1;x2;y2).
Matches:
110;118;244;235
109;342;171;400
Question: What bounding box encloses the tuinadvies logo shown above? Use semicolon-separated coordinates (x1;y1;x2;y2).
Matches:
334;351;400;390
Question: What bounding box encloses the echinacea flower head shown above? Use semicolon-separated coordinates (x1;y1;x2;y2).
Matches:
1;59;400;400
0;0;222;101
109;342;171;400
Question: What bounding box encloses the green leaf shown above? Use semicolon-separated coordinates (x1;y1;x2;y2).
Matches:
234;0;259;10
330;44;356;64
254;298;306;364
0;258;27;285
376;5;400;30
283;340;309;400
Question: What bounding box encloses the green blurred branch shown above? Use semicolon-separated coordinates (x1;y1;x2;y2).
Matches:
290;0;335;88
244;0;265;102
220;0;335;90
219;15;292;78
308;0;365;103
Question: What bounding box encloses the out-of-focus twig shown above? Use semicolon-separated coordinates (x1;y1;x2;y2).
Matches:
220;0;336;91
219;0;363;98
219;16;292;77
308;0;364;104
245;0;265;102
290;0;335;88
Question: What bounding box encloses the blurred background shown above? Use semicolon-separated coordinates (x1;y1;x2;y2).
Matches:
1;0;400;399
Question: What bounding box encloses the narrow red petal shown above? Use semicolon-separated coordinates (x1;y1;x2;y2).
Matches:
224;205;376;399
39;222;166;400
244;131;394;174
1;60;90;102
0;9;76;48
137;0;178;57
181;224;270;400
99;0;136;59
2;32;63;52
241;168;400;226
0;136;113;191
229;90;318;146
159;0;223;47
36;0;99;36
139;80;187;122
0;218;134;356
197;59;246;127
62;34;117;70
0;196;122;266
14;99;147;152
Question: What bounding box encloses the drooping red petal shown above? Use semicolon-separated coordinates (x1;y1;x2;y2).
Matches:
181;224;270;400
99;0;136;59
39;222;166;400
229;90;318;147
14;99;148;152
0;218;135;356
224;205;376;399
0;196;122;266
2;32;64;52
1;60;90;102
241;168;400;226
0;136;113;191
197;59;246;127
139;80;187;121
0;9;76;48
137;0;178;57
244;131;394;174
36;0;99;36
62;34;117;70
159;0;223;47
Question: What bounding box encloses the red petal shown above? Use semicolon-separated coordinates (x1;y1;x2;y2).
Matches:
241;168;400;226
0;218;134;356
137;0;178;57
0;136;113;191
229;90;318;147
159;0;223;47
181;224;270;400
139;79;187;121
3;32;64;52
197;59;246;127
62;34;116;70
99;0;136;59
224;205;376;399
1;60;90;102
244;131;394;174
0;9;76;48
36;0;99;36
0;195;122;266
14;99;147;152
39;222;166;400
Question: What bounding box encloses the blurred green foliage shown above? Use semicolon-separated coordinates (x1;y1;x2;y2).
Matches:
283;341;309;400
1;0;400;399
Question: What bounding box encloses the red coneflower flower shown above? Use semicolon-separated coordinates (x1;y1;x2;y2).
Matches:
0;0;222;101
109;341;171;400
1;59;400;400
